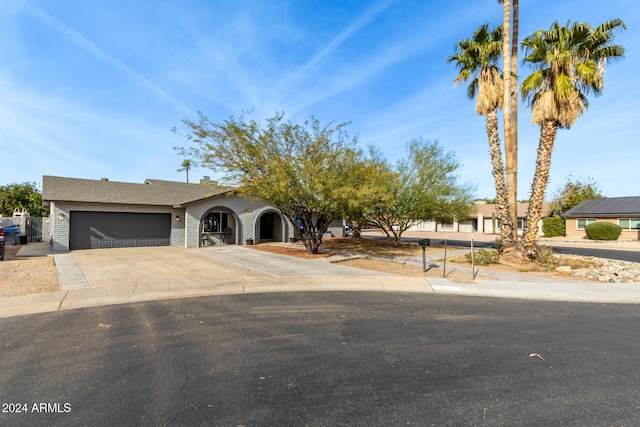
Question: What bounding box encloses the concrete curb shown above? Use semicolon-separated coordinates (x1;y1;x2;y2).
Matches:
3;273;640;319
0;276;434;318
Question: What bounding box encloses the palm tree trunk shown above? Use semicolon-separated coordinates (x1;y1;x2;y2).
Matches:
502;0;517;247
521;121;557;259
508;0;519;242
485;109;514;248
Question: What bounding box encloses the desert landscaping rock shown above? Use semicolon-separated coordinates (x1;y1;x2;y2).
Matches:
556;254;640;283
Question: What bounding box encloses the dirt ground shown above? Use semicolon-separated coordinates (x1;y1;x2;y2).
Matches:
0;244;59;297
248;238;558;283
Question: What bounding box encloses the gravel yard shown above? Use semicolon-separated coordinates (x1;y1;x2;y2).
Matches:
0;245;59;297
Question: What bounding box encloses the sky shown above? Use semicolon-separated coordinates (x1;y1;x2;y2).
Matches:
0;0;638;200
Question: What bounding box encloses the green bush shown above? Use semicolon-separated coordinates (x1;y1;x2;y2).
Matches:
542;217;565;237
585;221;622;240
465;249;499;265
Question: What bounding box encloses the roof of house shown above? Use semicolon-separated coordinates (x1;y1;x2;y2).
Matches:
470;202;551;219
42;176;234;207
562;197;640;218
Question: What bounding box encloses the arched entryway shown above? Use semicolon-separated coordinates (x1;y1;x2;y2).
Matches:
200;207;238;246
256;210;285;243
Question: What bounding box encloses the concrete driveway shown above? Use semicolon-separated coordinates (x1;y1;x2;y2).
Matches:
69;245;393;290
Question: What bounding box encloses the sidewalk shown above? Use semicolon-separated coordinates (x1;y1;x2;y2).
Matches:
2;241;640;319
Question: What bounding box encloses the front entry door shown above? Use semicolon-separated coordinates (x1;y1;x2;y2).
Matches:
260;213;274;240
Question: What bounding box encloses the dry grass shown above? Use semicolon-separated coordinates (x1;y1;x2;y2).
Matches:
321;237;429;256
250;238;599;282
0;245;59;297
250;239;492;283
336;258;491;283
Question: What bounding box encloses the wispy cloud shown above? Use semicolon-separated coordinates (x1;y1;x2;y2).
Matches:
19;0;194;116
287;0;397;83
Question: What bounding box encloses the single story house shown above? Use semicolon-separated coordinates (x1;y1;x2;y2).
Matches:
408;201;551;235
42;175;343;252
562;196;640;240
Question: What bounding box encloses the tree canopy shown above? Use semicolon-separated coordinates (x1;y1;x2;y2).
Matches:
519;19;625;259
364;138;475;246
0;182;49;217
175;112;374;254
550;176;603;216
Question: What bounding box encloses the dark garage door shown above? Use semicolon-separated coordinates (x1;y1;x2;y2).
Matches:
70;211;171;250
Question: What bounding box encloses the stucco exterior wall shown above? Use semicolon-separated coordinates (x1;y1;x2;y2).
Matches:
565;218;640;240
327;220;344;238
185;195;293;248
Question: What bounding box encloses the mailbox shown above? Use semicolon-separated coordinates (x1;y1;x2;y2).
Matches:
419;238;431;248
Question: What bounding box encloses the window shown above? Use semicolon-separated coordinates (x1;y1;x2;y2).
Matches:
517;219;526;230
203;211;228;232
577;218;596;229
438;220;453;229
618;218;640;229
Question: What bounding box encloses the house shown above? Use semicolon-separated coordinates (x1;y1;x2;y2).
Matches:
408;201;551;235
562;196;640;240
42;175;342;252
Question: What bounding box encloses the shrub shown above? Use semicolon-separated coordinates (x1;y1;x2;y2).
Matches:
534;245;557;267
585;222;622;240
493;238;503;253
465;249;499;265
542;217;565;237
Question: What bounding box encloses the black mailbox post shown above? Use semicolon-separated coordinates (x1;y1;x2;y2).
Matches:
419;239;430;272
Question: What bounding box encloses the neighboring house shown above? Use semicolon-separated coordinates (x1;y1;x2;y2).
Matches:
408;201;551;235
562;196;640;240
42;175;343;252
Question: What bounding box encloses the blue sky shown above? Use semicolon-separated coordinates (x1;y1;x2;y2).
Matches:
1;0;638;200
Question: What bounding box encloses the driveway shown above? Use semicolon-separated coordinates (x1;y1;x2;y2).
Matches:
69;245;393;289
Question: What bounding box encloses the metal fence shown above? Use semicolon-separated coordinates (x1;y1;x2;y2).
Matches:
25;217;44;242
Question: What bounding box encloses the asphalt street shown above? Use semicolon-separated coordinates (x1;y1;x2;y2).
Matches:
1;291;639;426
550;246;640;263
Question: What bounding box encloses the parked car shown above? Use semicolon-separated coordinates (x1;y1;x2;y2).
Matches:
0;227;5;261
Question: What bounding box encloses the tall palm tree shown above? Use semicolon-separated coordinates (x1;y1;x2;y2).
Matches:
178;159;192;183
448;24;514;248
520;19;626;259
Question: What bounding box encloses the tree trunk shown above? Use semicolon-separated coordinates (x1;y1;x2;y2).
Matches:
502;0;518;248
521;121;557;259
351;223;362;238
284;212;330;254
508;0;519;243
485;109;514;249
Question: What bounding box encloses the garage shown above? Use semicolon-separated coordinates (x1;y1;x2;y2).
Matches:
69;211;171;250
